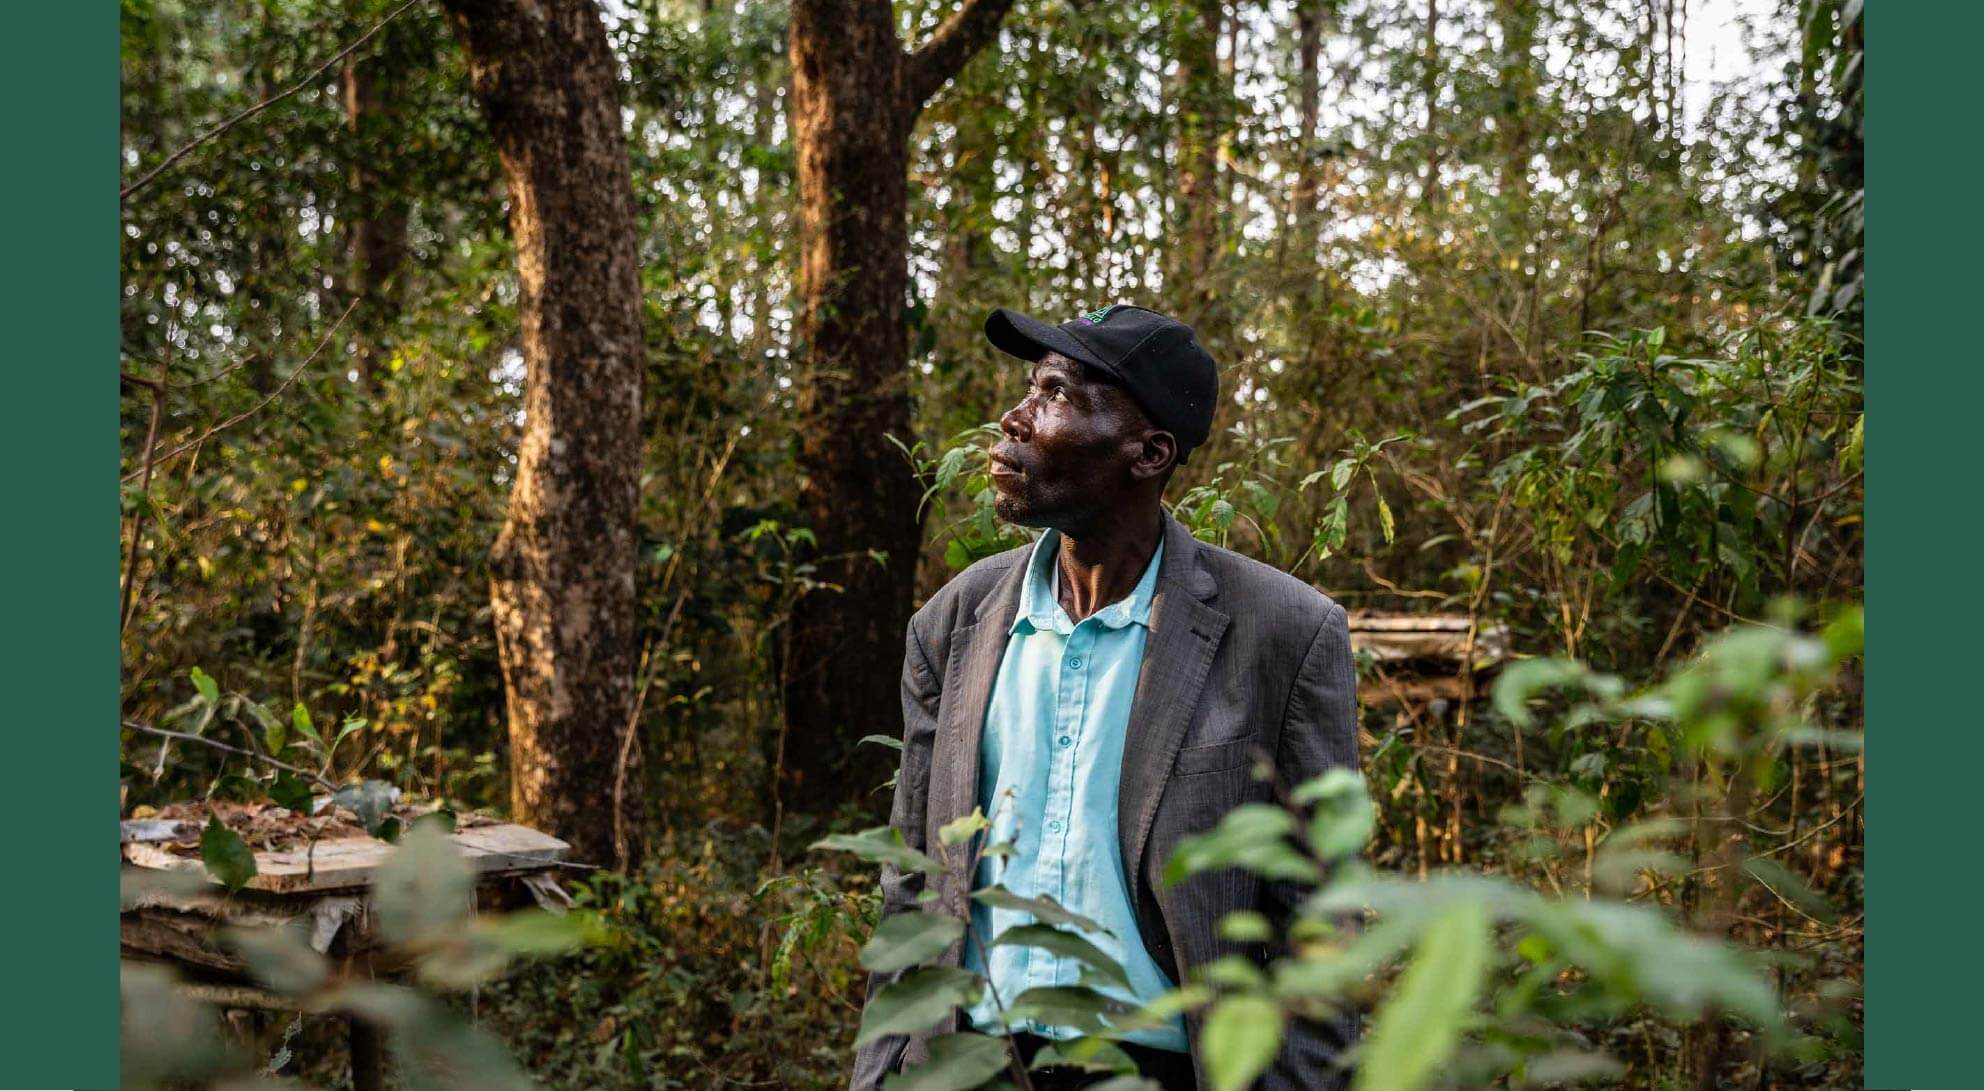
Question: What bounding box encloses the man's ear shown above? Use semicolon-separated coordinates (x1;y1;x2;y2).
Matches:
1130;429;1177;483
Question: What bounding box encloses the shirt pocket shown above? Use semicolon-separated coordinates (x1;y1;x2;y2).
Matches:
1173;735;1258;776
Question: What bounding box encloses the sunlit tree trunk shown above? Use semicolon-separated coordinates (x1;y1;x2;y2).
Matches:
783;0;1014;817
440;0;646;865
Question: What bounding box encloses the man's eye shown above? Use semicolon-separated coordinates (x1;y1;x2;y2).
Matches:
1049;387;1067;401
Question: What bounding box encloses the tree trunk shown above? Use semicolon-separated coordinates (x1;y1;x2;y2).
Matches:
1293;0;1323;228
1291;0;1326;369
1171;0;1223;324
440;0;647;866
342;22;410;384
1420;0;1441;211
783;0;1013;817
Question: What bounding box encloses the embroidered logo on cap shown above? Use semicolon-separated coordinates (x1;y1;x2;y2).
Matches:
1076;305;1123;325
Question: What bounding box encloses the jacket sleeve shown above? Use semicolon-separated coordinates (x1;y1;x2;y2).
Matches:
847;616;944;1091
1261;600;1362;1091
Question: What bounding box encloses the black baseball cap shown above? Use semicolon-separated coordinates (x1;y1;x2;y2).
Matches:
984;303;1219;463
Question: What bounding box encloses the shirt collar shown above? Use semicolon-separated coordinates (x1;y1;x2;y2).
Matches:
1012;528;1165;635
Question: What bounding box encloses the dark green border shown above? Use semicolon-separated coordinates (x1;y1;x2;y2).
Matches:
1863;4;1983;1087
0;2;118;1087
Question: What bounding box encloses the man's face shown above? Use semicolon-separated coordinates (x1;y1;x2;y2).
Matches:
988;352;1160;529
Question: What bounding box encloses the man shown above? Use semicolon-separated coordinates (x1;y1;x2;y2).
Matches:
849;304;1361;1090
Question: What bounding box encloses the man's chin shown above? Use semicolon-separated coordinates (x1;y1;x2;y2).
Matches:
993;493;1050;528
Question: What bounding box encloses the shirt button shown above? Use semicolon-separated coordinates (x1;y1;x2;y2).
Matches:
1045;819;1062;832
1067;657;1083;670
1058;735;1073;748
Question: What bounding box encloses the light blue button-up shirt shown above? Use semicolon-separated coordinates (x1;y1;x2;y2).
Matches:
962;528;1189;1052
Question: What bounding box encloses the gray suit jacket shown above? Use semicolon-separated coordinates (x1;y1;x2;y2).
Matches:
849;510;1362;1090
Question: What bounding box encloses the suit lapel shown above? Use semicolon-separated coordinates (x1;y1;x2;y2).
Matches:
934;558;1026;851
1119;513;1230;887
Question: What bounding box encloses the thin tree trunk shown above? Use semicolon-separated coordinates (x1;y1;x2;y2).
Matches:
342;2;411;384
1292;0;1325;367
1172;0;1223;321
440;0;647;866
1420;0;1440;211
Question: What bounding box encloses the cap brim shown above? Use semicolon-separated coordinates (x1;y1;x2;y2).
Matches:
984;308;1110;372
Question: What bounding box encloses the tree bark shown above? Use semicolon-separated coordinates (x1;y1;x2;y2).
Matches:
1420;0;1441;211
440;0;647;866
342;34;410;384
1171;0;1224;323
783;0;1013;817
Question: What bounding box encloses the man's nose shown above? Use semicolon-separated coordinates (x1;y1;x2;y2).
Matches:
999;401;1033;442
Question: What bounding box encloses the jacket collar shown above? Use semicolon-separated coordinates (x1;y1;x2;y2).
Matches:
972;508;1217;626
943;507;1231;895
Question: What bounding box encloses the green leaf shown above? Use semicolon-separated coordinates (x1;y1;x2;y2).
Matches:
1163;805;1318;888
1517;1049;1626;1087
1202;993;1285;1091
269;770;315;814
1353;900;1491;1091
199;816;257;891
246;700;285;754
1029;1038;1138;1074
477;908;608;956
330;717;368;756
861;911;966;973
1240;480;1280;520
1303;771;1375;861
859;733;906;752
189;666;220;704
413;808;457;835
854;966;984;1047
882;1032;1013;1091
939;807;989;847
1330;458;1357;491
1492;658;1588;728
989;924;1131;990
972;885;1105;934
227;923;328;995
812;826;943;876
1374;492;1395;544
1005;985;1134;1035
290;703;322;745
372;820;474;947
1217;910;1274;943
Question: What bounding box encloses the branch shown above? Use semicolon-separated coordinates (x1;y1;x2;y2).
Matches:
124;720;336;790
122;298;359;484
903;0;1016;114
120;0;425;201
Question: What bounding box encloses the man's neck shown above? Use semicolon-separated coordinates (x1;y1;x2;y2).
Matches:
1052;505;1164;622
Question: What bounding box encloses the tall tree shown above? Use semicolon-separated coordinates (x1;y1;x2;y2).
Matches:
341;10;411;383
439;0;647;865
1170;0;1225;325
782;0;1014;814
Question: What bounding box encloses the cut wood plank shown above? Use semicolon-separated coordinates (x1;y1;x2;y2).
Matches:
1346;612;1512;667
123;823;570;894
